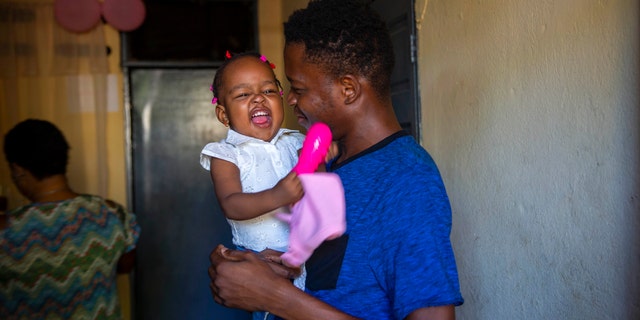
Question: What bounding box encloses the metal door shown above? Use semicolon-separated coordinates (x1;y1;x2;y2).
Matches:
129;68;250;320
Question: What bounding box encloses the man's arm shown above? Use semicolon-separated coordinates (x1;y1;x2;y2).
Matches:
208;245;358;320
405;305;455;320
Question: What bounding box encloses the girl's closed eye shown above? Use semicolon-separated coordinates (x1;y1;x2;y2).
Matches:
235;92;252;99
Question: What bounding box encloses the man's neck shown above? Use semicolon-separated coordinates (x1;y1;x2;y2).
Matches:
342;100;401;156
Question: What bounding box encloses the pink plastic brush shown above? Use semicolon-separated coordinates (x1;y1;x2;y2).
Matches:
292;122;333;175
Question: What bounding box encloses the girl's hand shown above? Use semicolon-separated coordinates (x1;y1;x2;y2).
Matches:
325;142;340;163
272;172;304;205
259;248;302;279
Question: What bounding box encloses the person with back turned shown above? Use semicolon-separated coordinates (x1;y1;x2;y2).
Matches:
0;119;141;319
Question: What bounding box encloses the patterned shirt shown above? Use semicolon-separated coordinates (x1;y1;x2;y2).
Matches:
0;195;140;319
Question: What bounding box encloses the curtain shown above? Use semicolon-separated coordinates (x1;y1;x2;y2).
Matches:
0;0;111;210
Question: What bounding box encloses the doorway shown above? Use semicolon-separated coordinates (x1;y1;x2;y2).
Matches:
124;1;257;319
124;1;418;319
128;68;250;319
372;0;421;142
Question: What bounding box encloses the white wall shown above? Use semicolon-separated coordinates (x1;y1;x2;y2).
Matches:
417;0;639;318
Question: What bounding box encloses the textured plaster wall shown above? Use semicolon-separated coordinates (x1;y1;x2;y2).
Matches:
417;0;639;318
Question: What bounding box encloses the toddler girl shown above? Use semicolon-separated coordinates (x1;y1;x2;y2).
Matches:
199;52;306;319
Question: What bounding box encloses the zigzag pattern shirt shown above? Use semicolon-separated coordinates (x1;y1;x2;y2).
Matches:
0;195;140;319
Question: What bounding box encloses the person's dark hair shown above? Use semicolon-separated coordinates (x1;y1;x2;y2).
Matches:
284;0;395;99
4;119;70;180
211;51;283;103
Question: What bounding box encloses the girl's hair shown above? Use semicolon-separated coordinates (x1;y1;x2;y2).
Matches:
211;51;283;104
4;119;70;180
283;0;394;100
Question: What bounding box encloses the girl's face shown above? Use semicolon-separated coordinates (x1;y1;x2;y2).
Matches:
216;56;284;142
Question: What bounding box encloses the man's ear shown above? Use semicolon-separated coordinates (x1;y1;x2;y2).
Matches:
340;75;360;105
215;105;229;127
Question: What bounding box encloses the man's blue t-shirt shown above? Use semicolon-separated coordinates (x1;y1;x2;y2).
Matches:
304;131;464;319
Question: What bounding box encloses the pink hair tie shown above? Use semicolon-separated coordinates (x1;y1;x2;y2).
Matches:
210;85;217;105
259;54;276;69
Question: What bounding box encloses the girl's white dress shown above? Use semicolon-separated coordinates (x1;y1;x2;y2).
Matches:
200;128;306;289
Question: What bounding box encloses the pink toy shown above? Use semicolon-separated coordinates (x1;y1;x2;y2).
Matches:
292;122;332;175
277;122;345;267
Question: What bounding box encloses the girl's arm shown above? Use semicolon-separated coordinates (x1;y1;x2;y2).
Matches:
210;158;303;220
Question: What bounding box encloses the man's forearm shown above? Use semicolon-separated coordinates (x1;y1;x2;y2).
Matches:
269;285;359;320
405;305;455;320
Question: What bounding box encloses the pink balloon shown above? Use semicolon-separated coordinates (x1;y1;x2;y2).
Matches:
54;0;102;33
102;0;146;32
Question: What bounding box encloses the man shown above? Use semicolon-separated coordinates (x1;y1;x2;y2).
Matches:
208;1;464;319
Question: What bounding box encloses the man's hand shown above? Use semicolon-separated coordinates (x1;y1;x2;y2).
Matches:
208;245;297;311
208;245;358;320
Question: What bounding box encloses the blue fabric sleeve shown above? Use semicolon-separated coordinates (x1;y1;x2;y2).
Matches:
367;139;463;318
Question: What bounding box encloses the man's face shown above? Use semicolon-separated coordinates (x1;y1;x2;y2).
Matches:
284;43;337;130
